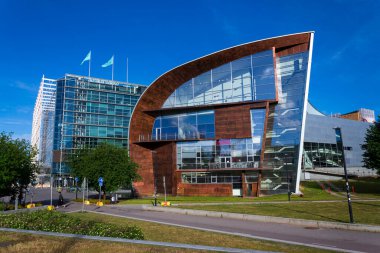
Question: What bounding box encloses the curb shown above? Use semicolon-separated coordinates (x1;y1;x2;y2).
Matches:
1;205;48;214
142;206;380;233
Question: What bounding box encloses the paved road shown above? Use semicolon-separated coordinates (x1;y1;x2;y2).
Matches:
16;187;98;205
59;202;379;253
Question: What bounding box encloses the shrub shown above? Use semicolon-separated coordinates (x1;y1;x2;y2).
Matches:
0;210;144;240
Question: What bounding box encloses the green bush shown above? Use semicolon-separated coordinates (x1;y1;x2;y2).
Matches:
0;210;144;240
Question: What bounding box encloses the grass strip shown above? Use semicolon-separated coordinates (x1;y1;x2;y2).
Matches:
0;232;206;253
68;212;334;253
177;201;380;225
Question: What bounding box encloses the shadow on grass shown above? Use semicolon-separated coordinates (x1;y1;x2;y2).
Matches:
54;237;80;252
353;201;380;208
265;203;347;223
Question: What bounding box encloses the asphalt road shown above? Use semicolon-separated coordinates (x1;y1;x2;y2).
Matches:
16;189;380;253
58;202;380;253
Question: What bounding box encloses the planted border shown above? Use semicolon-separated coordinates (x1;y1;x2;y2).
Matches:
0;210;144;240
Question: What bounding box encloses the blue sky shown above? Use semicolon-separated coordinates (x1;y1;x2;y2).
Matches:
0;0;379;140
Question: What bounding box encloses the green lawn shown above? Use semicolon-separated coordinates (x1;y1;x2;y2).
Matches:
68;212;333;253
178;201;380;225
118;179;380;205
0;211;335;252
0;232;207;253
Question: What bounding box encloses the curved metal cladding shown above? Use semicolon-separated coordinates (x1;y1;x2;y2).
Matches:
130;32;313;196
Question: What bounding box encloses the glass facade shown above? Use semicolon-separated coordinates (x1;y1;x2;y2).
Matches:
156;50;310;195
250;109;266;146
181;171;242;184
152;110;215;141
303;142;343;169
163;50;276;108
177;138;262;170
52;74;145;175
261;51;309;194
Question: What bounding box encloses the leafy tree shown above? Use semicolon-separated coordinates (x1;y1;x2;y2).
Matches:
68;143;140;195
362;116;380;174
0;132;39;198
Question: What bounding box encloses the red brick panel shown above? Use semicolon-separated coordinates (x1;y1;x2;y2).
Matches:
132;145;154;196
215;103;268;139
153;142;176;195
177;183;232;196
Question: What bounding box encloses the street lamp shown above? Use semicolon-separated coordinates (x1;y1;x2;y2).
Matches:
152;150;157;206
334;127;354;223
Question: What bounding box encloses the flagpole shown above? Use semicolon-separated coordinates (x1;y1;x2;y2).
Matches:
112;55;114;81
89;57;91;77
126;57;129;83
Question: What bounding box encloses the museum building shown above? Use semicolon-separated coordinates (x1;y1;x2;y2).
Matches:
129;32;316;197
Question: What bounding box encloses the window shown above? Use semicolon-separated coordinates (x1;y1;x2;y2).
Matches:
162;50;276;108
152;111;215;141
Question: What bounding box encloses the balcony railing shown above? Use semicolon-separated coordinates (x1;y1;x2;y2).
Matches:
138;132;213;142
178;161;260;170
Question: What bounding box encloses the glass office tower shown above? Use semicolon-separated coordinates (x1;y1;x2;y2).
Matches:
52;74;146;176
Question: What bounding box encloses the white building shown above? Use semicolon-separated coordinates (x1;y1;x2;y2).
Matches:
31;75;57;174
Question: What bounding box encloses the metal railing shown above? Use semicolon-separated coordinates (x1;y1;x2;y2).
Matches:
178;161;259;170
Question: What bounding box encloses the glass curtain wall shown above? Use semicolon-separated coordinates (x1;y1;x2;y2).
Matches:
303;142;343;168
181;172;242;184
177;138;262;170
52;75;145;174
261;51;309;194
163;50;276;108
152;110;215;141
251;109;266;146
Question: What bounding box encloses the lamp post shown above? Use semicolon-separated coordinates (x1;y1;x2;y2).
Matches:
152;150;157;206
334;127;354;223
50;174;53;206
286;169;291;202
15;181;19;211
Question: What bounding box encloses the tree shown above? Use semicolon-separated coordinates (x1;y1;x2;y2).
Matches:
68;143;140;195
362;116;380;174
0;132;39;198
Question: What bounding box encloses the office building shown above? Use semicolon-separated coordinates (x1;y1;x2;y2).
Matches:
31;75;57;174
128;32;374;197
52;74;146;176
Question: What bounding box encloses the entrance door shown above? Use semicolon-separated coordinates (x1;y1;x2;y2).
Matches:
220;157;231;168
244;172;259;197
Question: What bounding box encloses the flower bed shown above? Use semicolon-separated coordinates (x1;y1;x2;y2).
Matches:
0;210;144;240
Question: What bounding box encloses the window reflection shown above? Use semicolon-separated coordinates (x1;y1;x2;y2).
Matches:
303;142;343;168
177;138;262;170
152;111;215;141
261;51;309;195
163;50;276;108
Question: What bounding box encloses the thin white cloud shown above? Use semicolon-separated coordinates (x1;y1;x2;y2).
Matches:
16;106;32;114
209;5;241;39
331;15;380;61
0;118;31;126
9;80;39;93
